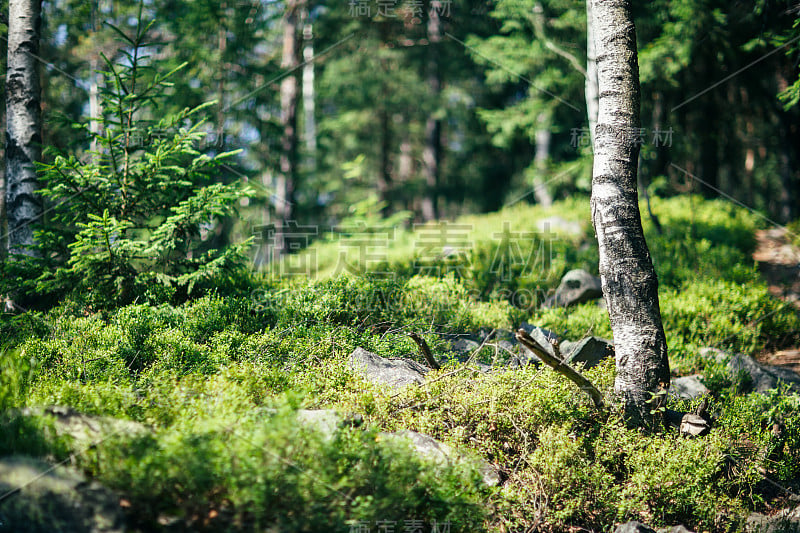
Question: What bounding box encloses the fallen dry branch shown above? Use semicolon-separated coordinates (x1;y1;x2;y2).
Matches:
408;332;441;370
515;328;605;410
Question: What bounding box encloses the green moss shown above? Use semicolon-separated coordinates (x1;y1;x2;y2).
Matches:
4;194;800;531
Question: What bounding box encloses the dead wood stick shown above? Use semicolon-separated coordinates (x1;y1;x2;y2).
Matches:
408;332;441;370
515;329;605;410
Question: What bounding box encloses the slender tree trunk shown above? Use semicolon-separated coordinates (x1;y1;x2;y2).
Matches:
775;73;797;223
89;57;102;153
696;55;718;197
533;113;553;207
421;117;441;221
216;5;228;150
377;20;393;217
88;0;101;154
5;0;43;257
302;15;316;172
585;0;599;148
377;106;393;216
0;106;6;260
590;0;670;427
398;134;413;212
421;0;443;222
777;113;795;223
274;0;301;260
650;91;668;177
640;91;663;234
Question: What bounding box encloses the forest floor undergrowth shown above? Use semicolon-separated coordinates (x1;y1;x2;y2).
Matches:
754;226;800;374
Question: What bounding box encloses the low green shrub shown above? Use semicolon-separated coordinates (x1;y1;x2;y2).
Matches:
4;193;800;532
534;301;613;341
662;280;800;369
79;397;488;532
337;358;799;532
0;348;36;410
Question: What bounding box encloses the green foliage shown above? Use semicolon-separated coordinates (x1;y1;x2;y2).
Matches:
775;14;800;110
81;401;487;532
662;280;800;373
465;0;591;200
0;411;70;459
535;302;612;341
0;311;50;349
4;194;800;531
787;219;800;248
1;15;253;309
400;275;478;331
0;347;36;411
644;195;762;289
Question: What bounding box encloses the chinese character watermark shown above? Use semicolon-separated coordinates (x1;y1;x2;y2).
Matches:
569;126;674;150
348;0;452;19
348;519;451;533
412;221;472;277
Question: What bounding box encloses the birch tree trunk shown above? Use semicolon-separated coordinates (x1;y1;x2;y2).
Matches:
585;0;599;148
590;0;670;427
533;113;553;208
302;17;316;173
5;0;43;257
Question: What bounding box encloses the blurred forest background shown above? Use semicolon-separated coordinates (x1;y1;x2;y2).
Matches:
1;0;799;282
3;4;800;530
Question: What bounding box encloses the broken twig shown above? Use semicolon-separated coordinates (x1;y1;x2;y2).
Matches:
515;328;605;410
408;332;441;370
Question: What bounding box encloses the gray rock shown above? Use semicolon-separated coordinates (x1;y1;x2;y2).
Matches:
474;362;493;373
487;329;519;355
614;521;657;533
496;339;517;354
518;325;562;365
699;346;729;361
519;322;559;344
295;409;342;440
490;329;517;342
506;356;522;369
536;216;584;236
387;430;453;464
701;347;800;394
516;351;541;366
0;455;126;533
561;336;614;369
746;505;800;532
729;354;800;394
449;335;482;357
14;406;147;450
670;375;710;400
384;430;502;487
657;526;696;533
511;324;563;366
294;409;364;440
450;326;562;367
348;347;429;391
680;413;712;437
544;269;603;308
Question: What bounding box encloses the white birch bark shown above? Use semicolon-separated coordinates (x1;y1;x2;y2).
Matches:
585;0;599;148
5;0;43;257
590;0;670;426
